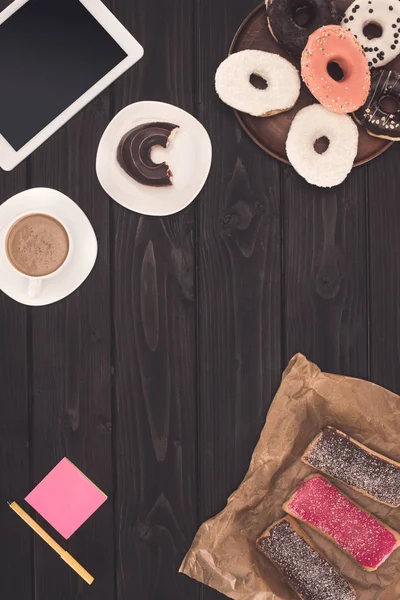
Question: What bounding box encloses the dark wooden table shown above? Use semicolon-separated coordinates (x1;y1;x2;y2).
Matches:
1;0;399;598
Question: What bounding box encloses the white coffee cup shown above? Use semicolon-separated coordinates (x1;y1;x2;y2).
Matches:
4;211;72;298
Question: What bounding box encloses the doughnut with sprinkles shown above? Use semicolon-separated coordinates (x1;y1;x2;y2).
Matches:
342;0;400;67
301;25;370;113
354;68;400;139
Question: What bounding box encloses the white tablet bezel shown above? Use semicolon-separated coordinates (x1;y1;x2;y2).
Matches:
0;0;143;171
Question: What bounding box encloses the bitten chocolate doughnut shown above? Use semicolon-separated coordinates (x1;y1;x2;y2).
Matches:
265;0;340;56
215;50;301;117
257;517;356;600
117;122;179;186
302;426;400;506
301;25;370;114
354;69;400;140
342;0;400;68
286;104;359;187
284;475;400;571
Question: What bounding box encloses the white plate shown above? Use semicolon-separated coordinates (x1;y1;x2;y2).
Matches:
0;188;98;306
96;101;212;216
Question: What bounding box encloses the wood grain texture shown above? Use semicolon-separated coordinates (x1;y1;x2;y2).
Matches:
0;0;30;585
0;165;31;599
282;163;369;379
367;145;400;394
195;2;282;598
110;0;199;598
28;84;114;597
0;1;399;600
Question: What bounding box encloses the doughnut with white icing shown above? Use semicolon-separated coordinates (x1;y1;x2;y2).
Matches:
286;104;359;187
342;0;400;68
215;50;301;117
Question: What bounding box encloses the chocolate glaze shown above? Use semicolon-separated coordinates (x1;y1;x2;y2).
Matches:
266;0;339;56
117;122;179;186
354;70;400;140
257;519;355;600
304;426;400;506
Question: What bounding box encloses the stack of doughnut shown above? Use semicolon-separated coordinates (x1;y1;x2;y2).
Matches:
215;0;400;188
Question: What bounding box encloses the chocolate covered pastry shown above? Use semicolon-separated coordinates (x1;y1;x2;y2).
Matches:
353;70;400;141
257;517;356;600
265;0;340;57
117;122;179;186
284;475;400;571
302;426;400;507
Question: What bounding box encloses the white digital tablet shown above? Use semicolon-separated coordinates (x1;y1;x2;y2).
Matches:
0;0;143;171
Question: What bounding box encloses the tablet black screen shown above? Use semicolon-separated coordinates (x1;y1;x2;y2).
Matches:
0;0;127;150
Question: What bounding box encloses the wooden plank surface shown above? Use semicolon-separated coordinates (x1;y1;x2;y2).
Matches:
0;165;31;598
110;1;199;598
27;83;114;598
195;5;282;600
367;147;400;394
282;163;369;379
0;4;31;590
0;0;399;599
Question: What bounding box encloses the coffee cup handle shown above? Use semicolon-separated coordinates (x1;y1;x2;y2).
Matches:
28;278;42;298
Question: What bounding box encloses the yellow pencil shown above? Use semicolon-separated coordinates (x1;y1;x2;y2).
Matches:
8;501;94;585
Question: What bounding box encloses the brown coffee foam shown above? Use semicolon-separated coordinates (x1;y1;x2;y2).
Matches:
6;214;69;277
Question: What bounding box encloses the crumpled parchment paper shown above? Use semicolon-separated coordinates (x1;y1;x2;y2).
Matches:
180;353;400;599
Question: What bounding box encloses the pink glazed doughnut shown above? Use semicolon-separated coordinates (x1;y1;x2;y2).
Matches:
301;25;370;114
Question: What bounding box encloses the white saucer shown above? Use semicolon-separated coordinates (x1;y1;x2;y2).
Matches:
96;101;212;216
0;188;98;306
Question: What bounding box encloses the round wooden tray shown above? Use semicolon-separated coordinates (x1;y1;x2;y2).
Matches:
230;1;397;166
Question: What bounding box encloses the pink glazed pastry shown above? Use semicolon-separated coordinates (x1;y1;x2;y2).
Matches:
301;25;370;114
283;475;400;570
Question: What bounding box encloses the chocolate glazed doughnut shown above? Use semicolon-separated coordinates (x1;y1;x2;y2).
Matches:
354;69;400;140
266;0;340;56
117;122;179;186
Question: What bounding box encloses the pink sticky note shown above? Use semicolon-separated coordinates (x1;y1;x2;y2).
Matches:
25;458;107;539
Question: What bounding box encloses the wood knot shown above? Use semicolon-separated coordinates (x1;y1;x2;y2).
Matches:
60;409;80;432
220;212;238;233
220;199;266;257
221;199;264;235
316;264;341;299
136;523;151;541
254;201;265;216
96;415;112;432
